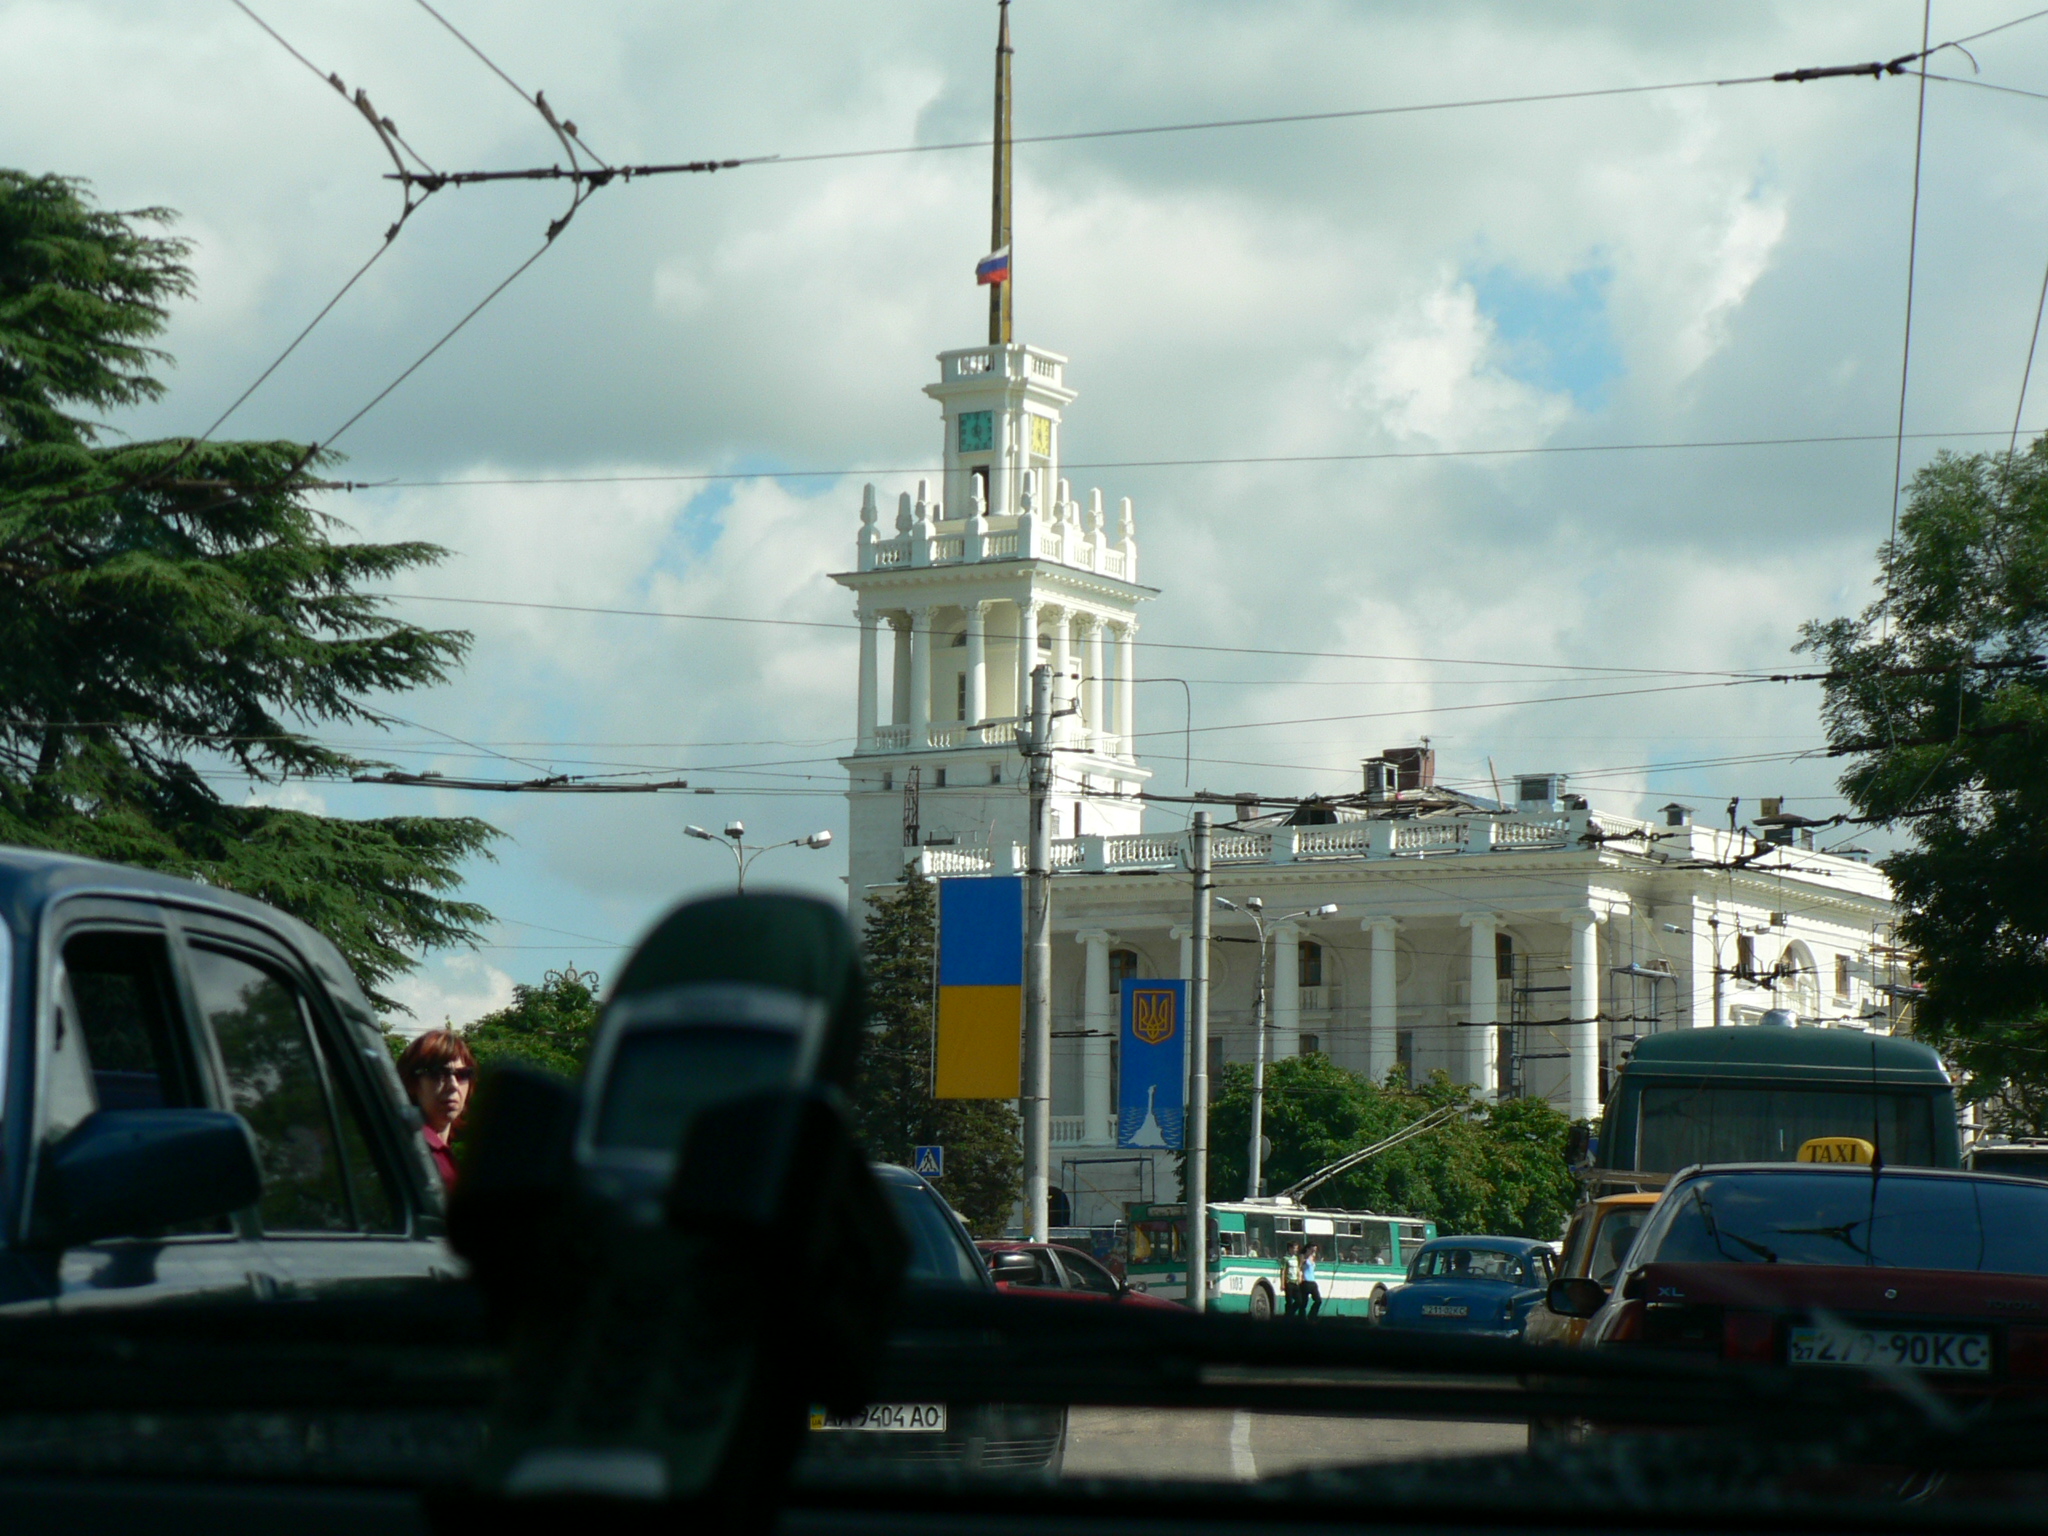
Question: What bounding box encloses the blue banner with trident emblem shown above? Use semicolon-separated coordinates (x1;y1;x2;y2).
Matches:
1118;980;1187;1150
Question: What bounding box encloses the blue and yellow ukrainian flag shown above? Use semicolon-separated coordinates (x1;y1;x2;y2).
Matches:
934;876;1023;1099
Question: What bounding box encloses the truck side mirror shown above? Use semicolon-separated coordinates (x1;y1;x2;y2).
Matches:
33;1110;260;1249
1565;1123;1594;1169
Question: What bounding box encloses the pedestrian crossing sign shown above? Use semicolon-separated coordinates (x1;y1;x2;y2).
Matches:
913;1145;944;1178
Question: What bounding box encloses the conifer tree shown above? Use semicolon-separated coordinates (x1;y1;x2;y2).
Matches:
0;171;495;1009
848;873;1022;1237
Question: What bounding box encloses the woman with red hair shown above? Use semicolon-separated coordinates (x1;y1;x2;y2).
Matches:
396;1029;476;1187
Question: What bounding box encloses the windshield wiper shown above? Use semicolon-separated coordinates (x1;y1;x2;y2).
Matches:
1774;1220;1872;1259
1695;1193;1778;1264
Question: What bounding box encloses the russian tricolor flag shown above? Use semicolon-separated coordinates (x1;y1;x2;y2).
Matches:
975;245;1011;285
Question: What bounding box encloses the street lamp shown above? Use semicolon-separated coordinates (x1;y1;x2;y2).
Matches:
684;821;834;893
1216;895;1340;1198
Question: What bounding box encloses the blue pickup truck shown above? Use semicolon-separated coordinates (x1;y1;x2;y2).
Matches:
0;847;457;1311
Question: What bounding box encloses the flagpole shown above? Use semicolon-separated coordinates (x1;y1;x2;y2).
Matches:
990;0;1013;346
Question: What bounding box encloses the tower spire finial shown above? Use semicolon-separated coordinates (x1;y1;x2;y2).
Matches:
989;0;1013;346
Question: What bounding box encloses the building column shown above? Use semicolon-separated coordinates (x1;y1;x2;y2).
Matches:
1567;908;1603;1121
1015;598;1039;722
907;604;931;748
1046;605;1071;740
856;609;880;747
1116;622;1136;757
964;601;988;730
1366;918;1397;1084
889;613;911;726
1079;929;1114;1144
1273;922;1302;1056
1461;912;1500;1100
1083;616;1106;750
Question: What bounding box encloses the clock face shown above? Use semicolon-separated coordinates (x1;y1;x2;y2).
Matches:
958;410;993;453
1029;413;1053;458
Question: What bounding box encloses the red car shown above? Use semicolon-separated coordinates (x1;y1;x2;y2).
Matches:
1552;1162;2048;1399
977;1241;1185;1311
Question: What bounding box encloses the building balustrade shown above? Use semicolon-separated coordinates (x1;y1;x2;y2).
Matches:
901;809;1621;880
1050;1114;1118;1146
856;717;1025;755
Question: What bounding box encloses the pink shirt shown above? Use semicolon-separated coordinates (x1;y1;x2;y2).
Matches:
422;1125;458;1188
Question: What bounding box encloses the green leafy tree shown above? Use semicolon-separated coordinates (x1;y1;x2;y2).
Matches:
847;873;1022;1237
0;171;495;1008
458;965;604;1077
1800;441;2048;1130
1196;1055;1576;1237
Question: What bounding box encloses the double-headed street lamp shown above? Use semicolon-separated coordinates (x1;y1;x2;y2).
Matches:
1216;895;1340;1199
684;820;833;893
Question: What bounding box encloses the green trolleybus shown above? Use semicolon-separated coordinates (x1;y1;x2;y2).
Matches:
1123;1200;1436;1320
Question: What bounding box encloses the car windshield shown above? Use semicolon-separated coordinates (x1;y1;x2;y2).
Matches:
1415;1248;1525;1281
29;0;2048;1525
1647;1172;2048;1273
885;1179;989;1288
1591;1209;1650;1286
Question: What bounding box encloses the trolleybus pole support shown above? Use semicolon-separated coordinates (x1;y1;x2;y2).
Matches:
1186;812;1212;1311
1022;663;1053;1243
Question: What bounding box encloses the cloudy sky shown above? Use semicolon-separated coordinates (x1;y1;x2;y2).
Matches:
8;0;2046;1023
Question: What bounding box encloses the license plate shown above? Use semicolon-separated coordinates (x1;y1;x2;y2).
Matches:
1421;1304;1469;1318
810;1403;948;1432
1786;1325;1992;1374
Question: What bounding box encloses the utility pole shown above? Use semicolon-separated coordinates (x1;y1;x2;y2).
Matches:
1021;662;1053;1241
1185;812;1212;1312
1248;922;1270;1199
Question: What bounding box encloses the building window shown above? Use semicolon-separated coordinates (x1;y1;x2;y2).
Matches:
933;768;946;788
1298;941;1323;989
970;464;990;507
1299;1034;1321;1056
1050;810;1061;838
957;674;967;720
1207;1037;1225;1077
1037;632;1052;652
1835;954;1852;998
1495;932;1514;981
1395;1030;1415;1086
1109;949;1139;993
989;762;1003;785
881;771;893;791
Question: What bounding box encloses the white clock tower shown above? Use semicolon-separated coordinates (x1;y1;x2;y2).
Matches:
833;343;1155;906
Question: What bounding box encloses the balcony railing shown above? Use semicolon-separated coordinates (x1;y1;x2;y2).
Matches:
902;812;1611;880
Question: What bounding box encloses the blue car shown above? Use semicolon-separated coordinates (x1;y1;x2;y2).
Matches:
1381;1236;1555;1339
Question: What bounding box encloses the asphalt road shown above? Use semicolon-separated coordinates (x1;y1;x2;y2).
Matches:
1062;1409;1528;1481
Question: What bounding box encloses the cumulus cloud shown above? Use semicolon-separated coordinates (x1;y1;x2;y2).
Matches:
381;951;516;1038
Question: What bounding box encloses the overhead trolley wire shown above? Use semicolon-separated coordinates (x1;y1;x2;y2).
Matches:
374;591;1777;679
334;427;2048;492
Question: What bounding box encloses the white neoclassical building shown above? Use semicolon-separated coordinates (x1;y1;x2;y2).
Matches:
835;341;1903;1229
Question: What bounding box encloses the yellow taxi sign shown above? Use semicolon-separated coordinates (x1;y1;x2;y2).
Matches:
1797;1136;1876;1164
